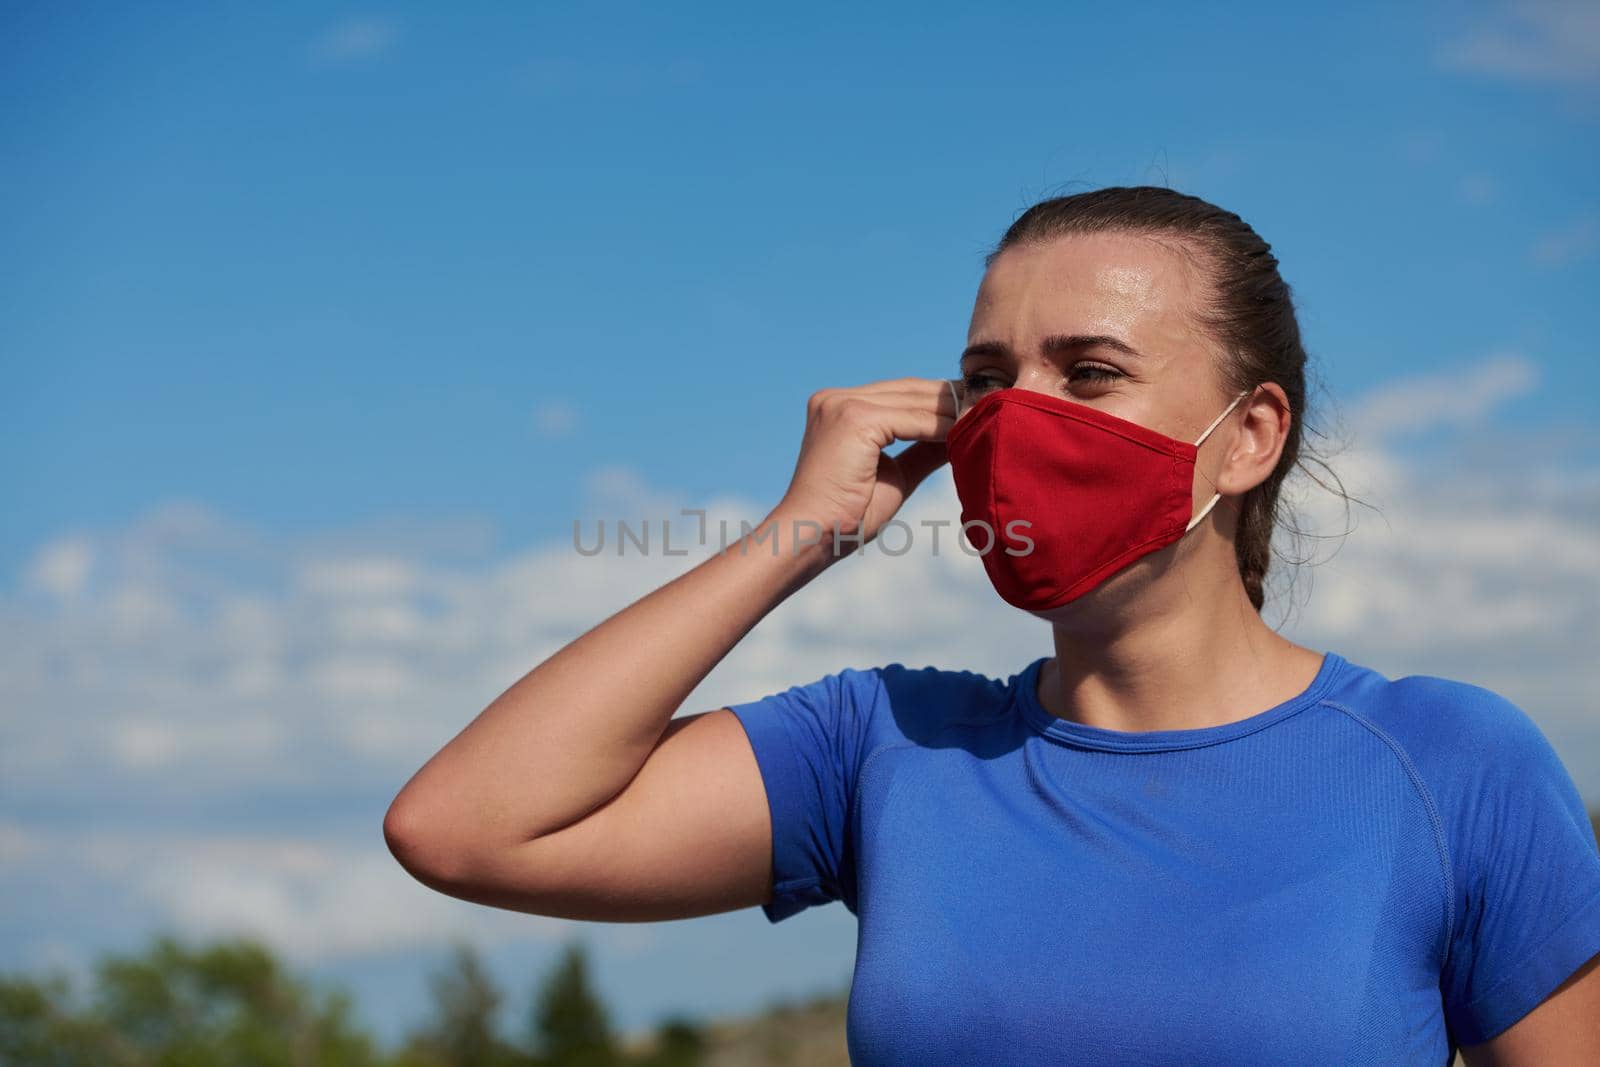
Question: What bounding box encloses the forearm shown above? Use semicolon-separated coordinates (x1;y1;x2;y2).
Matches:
387;504;835;856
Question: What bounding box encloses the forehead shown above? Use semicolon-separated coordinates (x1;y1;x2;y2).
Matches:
968;231;1204;349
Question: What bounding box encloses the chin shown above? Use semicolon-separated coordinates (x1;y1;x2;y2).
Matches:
1022;568;1148;624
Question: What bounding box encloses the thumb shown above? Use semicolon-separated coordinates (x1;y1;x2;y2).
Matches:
889;440;949;495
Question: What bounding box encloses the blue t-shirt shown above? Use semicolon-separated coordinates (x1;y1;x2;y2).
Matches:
727;649;1600;1065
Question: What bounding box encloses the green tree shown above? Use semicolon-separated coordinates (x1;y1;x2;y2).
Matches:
398;941;522;1067
633;1016;706;1067
0;932;382;1067
0;970;131;1067
528;941;617;1067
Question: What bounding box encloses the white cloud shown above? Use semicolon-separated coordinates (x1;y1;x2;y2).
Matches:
24;535;94;598
21;827;579;964
1347;352;1539;439
309;16;400;67
296;557;419;598
1439;0;1600;86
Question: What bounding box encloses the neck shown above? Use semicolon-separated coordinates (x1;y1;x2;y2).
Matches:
1038;565;1320;735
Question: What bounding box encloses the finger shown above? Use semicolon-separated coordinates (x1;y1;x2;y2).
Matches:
845;399;956;446
848;377;962;405
828;387;959;418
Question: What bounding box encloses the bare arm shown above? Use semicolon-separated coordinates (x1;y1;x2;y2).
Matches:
383;378;954;919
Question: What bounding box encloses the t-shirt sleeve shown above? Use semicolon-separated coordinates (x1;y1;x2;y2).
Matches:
726;666;885;924
1439;688;1600;1046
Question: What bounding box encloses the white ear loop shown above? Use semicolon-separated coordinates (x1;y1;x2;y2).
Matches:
1192;389;1250;447
1185;389;1251;533
947;378;962;417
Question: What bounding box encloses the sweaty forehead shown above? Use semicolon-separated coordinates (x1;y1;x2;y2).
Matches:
970;233;1201;349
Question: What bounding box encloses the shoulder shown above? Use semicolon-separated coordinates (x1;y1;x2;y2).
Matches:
859;660;1030;751
726;658;1026;758
1323;657;1592;872
1350;673;1600;1043
1319;658;1557;782
1316;659;1587;855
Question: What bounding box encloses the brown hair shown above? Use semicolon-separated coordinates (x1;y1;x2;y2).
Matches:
985;184;1354;615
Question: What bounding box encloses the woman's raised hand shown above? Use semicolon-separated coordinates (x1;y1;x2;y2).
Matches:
775;376;957;553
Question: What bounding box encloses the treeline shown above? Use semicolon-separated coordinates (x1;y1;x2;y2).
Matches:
0;933;708;1067
4;810;1596;1066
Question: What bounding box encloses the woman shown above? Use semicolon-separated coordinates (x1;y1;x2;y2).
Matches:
384;186;1600;1064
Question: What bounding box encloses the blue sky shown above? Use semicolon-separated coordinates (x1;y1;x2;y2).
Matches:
3;0;1598;1050
6;0;1598;573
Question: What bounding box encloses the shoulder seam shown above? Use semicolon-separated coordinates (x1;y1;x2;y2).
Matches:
852;739;919;844
1319;697;1458;974
848;697;918;909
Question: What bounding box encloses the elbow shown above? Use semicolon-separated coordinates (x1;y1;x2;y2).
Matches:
382;792;422;862
384;792;469;888
385;794;539;908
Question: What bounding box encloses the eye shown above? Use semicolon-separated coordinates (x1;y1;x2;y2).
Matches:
1069;362;1122;384
960;370;1009;397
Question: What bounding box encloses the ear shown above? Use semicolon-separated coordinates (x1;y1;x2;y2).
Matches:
1217;384;1290;497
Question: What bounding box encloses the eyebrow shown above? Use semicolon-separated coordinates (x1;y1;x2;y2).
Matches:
959;333;1146;366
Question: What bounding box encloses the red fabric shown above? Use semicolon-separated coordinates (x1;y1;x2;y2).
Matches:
946;388;1199;611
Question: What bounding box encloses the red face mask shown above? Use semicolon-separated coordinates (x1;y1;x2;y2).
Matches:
945;386;1249;613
